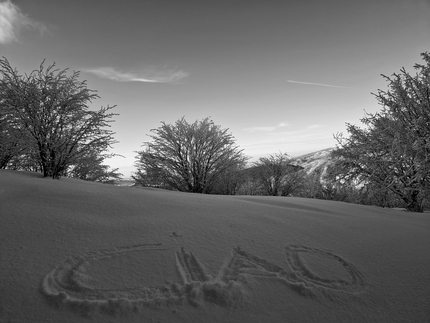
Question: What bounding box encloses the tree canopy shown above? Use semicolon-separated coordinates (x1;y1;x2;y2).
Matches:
0;57;118;179
66;150;122;184
332;52;430;212
252;152;302;196
134;117;247;193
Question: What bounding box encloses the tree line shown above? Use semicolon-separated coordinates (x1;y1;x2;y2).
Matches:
1;53;429;211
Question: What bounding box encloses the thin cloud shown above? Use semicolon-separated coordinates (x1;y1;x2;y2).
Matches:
85;66;189;83
0;0;47;44
243;122;288;133
287;80;352;89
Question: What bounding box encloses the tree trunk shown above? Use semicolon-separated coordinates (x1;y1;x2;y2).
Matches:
405;190;423;212
39;144;51;177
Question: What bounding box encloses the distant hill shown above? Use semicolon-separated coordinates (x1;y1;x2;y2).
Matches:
290;147;336;180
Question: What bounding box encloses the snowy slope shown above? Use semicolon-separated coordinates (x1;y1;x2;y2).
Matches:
290;147;335;175
0;170;429;323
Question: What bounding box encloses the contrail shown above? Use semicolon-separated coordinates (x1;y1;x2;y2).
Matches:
287;80;351;89
85;67;189;83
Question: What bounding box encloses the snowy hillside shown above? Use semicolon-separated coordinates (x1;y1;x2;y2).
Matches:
1;169;429;323
290;147;335;181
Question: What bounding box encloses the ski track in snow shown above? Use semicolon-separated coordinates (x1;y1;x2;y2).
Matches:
40;243;365;316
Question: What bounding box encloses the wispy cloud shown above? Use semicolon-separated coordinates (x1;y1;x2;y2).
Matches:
243;122;288;133
287;80;351;89
0;0;47;44
85;66;189;83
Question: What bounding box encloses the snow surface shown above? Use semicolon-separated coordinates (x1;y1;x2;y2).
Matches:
0;169;429;322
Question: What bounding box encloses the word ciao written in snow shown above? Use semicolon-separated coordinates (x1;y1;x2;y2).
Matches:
40;243;365;316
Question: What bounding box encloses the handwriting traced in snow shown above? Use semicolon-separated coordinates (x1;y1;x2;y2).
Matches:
40;243;364;316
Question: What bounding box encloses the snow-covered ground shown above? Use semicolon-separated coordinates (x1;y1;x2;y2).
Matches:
0;169;429;322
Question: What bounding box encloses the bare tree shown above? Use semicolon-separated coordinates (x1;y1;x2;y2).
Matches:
280;168;305;196
0;57;118;179
332;52;430;212
134;117;247;193
210;162;247;195
0;109;27;168
66;150;123;184
253;152;302;196
236;167;262;195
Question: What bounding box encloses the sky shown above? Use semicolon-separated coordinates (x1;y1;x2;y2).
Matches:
1;0;429;178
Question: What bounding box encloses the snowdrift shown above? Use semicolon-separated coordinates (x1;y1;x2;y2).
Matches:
0;170;429;322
